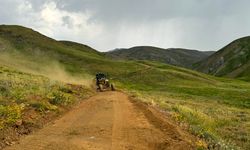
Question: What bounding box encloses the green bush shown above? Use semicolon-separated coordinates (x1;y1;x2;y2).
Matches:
0;80;11;96
59;86;73;94
0;104;23;129
30;101;57;112
47;91;74;106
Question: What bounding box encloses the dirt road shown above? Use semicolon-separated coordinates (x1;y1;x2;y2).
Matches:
5;91;195;150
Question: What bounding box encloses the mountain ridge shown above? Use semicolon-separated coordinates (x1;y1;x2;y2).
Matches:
106;46;214;68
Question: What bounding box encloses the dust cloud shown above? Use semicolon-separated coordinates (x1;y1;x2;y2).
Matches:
0;52;93;87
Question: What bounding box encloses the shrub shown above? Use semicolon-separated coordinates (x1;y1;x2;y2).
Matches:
30;101;57;112
0;80;11;96
47;91;74;106
59;86;73;94
0;104;23;129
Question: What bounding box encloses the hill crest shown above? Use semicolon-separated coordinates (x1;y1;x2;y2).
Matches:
106;46;214;68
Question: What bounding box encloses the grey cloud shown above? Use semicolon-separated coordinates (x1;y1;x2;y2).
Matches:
0;0;250;51
0;0;21;23
54;0;249;23
62;16;74;28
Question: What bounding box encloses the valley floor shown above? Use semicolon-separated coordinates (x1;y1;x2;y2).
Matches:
4;91;196;150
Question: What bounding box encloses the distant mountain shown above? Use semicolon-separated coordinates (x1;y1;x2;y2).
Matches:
194;36;250;81
106;46;214;68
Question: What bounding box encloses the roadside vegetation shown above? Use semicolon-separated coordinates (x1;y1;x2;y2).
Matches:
0;66;93;148
0;65;93;128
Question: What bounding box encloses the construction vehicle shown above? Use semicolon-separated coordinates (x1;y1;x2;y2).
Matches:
95;73;115;92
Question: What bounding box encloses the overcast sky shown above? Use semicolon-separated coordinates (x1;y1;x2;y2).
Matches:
0;0;250;51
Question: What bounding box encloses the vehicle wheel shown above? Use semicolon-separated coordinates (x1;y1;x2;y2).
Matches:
111;84;115;91
99;84;103;92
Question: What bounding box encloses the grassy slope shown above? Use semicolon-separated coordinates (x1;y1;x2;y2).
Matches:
194;36;250;81
0;25;250;149
106;46;214;68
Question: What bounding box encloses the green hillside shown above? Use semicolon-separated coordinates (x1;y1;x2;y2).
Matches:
194;36;250;81
0;25;250;149
106;46;214;68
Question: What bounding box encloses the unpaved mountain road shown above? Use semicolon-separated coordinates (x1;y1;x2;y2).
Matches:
5;91;195;150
